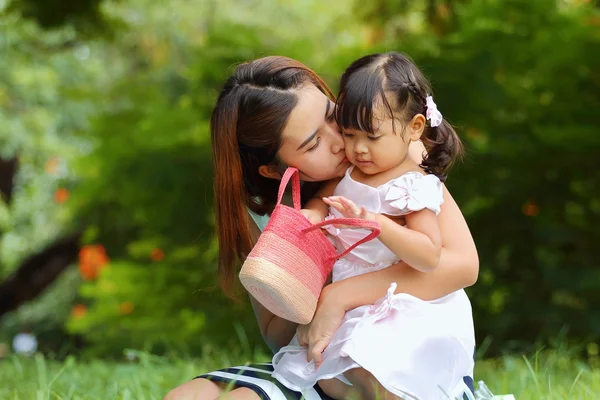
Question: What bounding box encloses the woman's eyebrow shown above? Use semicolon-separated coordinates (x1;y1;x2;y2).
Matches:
296;99;330;151
296;131;318;151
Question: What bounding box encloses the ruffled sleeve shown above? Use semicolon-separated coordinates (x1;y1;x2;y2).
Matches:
382;172;444;215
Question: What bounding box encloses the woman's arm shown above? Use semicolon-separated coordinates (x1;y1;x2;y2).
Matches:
249;296;297;353
247;217;298;352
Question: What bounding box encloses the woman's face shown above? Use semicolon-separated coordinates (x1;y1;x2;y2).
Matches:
276;85;351;182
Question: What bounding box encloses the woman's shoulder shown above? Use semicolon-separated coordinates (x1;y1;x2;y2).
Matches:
248;208;270;232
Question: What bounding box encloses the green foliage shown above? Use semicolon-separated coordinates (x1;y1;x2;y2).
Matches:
416;0;600;353
52;0;365;356
6;0;107;33
0;11;108;269
0;9;111;348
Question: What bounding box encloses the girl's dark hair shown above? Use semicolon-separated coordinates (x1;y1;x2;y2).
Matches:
336;51;463;181
211;56;334;296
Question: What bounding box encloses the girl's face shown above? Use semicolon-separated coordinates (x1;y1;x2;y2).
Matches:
276;85;351;182
341;103;421;175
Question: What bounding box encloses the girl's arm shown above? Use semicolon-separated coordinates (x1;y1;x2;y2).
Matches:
377;140;444;270
301;178;339;223
326;195;442;272
375;209;441;272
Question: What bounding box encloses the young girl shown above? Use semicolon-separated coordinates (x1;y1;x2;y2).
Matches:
271;52;476;400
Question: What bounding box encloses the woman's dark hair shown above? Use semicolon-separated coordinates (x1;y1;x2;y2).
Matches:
211;56;334;296
336;51;463;181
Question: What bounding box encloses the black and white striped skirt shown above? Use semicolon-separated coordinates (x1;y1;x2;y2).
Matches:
196;362;475;399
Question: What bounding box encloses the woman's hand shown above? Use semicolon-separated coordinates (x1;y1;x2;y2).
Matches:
296;286;346;368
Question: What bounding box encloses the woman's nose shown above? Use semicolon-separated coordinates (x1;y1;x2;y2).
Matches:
330;132;344;154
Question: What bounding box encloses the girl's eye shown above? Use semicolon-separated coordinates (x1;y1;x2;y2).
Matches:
368;136;381;141
307;137;321;152
342;132;354;138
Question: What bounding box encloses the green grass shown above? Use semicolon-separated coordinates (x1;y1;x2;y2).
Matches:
0;350;599;399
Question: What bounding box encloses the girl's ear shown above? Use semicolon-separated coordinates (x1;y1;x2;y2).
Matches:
408;114;426;141
258;164;282;180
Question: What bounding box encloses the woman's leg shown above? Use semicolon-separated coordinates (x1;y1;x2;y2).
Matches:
164;378;259;400
164;378;222;400
212;387;262;400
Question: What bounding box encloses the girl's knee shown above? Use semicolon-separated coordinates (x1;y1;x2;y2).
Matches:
163;378;221;400
343;367;372;384
344;368;401;400
318;378;353;399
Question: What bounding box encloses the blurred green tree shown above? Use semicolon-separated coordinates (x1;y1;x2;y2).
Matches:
6;0;106;31
368;0;600;354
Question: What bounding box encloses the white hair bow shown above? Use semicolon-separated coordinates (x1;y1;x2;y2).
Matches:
425;95;443;127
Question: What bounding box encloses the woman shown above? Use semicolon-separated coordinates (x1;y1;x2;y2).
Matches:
164;56;478;400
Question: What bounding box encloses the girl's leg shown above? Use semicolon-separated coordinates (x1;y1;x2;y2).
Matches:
344;368;403;400
164;378;261;400
318;378;362;400
318;378;351;399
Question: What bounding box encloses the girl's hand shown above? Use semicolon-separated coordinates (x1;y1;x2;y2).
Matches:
296;286;346;368
323;196;377;222
300;209;324;225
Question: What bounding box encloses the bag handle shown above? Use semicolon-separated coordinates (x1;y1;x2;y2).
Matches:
277;167;301;210
302;218;381;261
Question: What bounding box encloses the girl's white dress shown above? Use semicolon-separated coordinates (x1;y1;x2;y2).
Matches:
272;166;476;400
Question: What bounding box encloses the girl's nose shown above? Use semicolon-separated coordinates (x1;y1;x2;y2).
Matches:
354;141;368;154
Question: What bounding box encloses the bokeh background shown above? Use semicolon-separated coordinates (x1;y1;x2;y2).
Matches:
1;0;599;365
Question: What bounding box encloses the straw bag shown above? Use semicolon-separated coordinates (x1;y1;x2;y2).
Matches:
239;167;381;324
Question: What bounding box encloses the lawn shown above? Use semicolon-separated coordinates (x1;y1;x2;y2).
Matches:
1;349;598;399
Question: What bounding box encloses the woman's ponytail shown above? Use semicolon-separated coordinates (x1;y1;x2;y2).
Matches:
211;82;253;297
